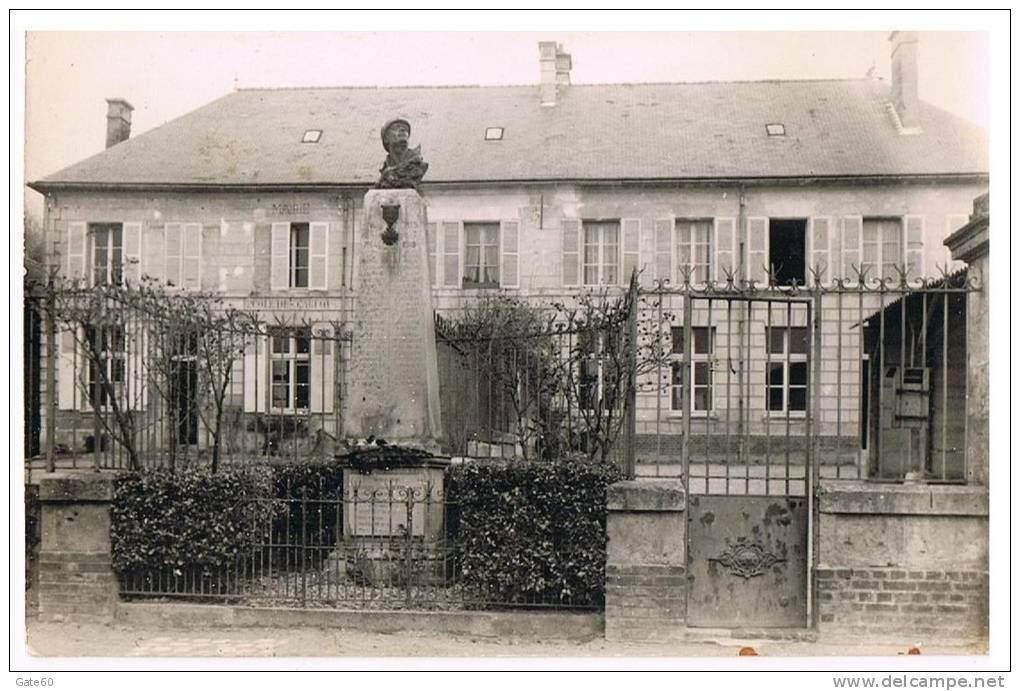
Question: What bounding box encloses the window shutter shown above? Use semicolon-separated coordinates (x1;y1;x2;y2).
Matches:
243;335;265;413
181;223;203;290
808;217;832;285
126;325;147;411
309;222;329;290
561;218;580;286
841;216;863;282
904;215;925;282
145;224;165;284
426;222;438;287
58;328;79;410
271;222;291;291
66;222;86;282
122;222;143;287
499;220;520;288
714;217;737;283
310;325;335;413
164;223;183;287
653;218;673;284
621;218;641;285
442;221;462;288
746;216;769;285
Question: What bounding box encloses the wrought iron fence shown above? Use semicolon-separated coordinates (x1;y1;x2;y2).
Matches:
433;285;640;469
118;475;601;610
25;280;349;473
632;267;979;486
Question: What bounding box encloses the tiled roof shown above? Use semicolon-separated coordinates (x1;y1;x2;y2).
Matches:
32;79;988;189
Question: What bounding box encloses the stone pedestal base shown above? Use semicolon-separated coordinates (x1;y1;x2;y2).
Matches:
604;479;687;643
37;473;119;622
345;189;442;450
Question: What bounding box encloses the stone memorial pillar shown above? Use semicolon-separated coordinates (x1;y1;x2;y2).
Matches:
345;187;443;451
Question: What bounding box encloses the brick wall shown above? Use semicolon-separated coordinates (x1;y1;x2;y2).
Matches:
604;479;686;643
816;567;988;641
604;564;686;642
37;552;119;622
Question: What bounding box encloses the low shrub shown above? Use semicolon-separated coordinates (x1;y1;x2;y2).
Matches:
111;462;347;578
447;458;621;607
111;467;275;575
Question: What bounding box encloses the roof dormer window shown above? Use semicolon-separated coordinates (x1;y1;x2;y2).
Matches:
301;129;322;143
484;127;504;141
765;123;786;137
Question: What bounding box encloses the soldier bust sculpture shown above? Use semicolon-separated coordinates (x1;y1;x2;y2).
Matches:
375;118;429;191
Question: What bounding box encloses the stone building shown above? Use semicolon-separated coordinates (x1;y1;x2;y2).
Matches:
29;35;987;475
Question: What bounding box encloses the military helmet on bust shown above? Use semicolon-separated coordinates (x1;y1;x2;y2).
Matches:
380;118;411;152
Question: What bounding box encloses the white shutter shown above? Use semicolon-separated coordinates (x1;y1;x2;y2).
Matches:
243;334;265;413
58;328;79;410
181;223;202;290
442;221;461;288
66;222;86;282
145;225;165;284
653;218;673;284
561;218;581;287
426;222;438;287
309;222;329;290
621;218;641;285
310;325;335;414
904;215;925;282
746;216;770;285
714;217;737;283
126;324;147;410
841;216;863;282
165;223;182;287
808;217;832;285
122;222;143;287
500;219;520;288
271;222;291;291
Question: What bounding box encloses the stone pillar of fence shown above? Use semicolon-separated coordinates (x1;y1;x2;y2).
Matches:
37;473;119;622
604;479;687;643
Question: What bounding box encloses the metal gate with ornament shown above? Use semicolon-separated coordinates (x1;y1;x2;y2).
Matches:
666;292;813;628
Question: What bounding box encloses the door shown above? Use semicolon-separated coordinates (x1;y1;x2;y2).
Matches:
171;333;199;446
682;295;812;628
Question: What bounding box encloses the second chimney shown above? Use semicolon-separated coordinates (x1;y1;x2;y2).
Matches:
539;42;572;107
105;97;134;148
889;31;920;129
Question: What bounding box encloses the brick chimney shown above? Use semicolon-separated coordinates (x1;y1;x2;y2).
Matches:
889;31;920;128
105;97;133;148
539;42;572;107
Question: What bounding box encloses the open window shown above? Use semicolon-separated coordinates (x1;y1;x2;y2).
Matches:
769;219;807;286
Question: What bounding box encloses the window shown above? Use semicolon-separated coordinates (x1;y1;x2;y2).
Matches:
766;326;808;414
302;129;322;143
484;127;504;141
270;328;311;412
85;324;125;409
677;219;713;284
576;327;623;411
290;223;310;288
463;222;500;288
862;218;903;281
90;223;123;286
769;219;807;285
670;327;714;413
582;220;620;286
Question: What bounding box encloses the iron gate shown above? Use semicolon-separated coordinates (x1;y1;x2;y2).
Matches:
671;293;813;628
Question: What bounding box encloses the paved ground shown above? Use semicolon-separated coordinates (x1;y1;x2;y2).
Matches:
25;621;988;659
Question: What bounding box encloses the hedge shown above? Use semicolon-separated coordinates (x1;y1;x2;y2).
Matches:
111;462;346;576
447;458;621;607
